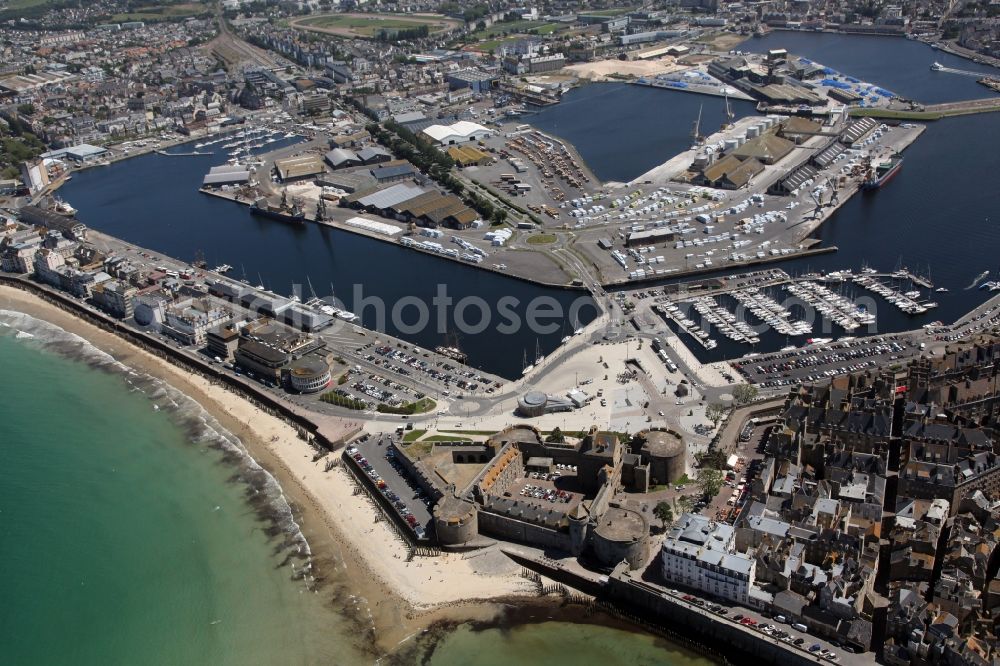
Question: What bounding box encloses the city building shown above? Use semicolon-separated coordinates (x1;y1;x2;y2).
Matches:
661;513;757;604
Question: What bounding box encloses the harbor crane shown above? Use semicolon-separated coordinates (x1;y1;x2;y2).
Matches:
691;104;704;149
825;178;840;206
808;187;825;220
721;93;735;130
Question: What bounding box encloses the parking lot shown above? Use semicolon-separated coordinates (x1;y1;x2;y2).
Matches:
356;342;503;396
731;335;916;386
509;467;585;514
347;433;433;540
939;297;1000;342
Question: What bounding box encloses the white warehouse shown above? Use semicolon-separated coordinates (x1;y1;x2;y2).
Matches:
422;121;493;146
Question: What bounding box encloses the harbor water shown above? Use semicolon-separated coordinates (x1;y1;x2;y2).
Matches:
527;82;757;184
57;141;597;380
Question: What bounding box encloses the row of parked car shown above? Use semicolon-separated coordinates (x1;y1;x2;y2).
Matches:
519;484;571;504
359;343;500;393
669;589;843;662
734;338;907;385
346;444;426;539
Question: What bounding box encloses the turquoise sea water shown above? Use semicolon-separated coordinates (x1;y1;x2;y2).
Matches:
0;312;358;665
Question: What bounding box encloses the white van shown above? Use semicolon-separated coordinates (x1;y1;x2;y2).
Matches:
792;623;808;632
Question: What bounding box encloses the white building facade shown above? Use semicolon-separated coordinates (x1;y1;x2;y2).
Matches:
660;513;756;604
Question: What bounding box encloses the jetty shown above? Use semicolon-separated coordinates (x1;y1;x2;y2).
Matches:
851;96;1000;120
156;149;211;156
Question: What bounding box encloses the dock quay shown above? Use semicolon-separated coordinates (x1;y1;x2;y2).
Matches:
660;268;792;299
851;273;939;315
633;73;755;101
600;245;838;288
852;96;1000;120
816;268;933;289
497;82;559;106
197;187;588;291
155;149;210;156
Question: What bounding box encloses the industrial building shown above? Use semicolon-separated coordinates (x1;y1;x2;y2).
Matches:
625;228;675;247
768;163;820;196
324;148;363;170
527;54;566;73
731;133;795;165
346;182;478;229
40;143;109;164
445;68;498;93
447;145;493;167
422;121;493;146
371;163;417;184
273;154;325;182
202;164;250;187
698;154;765;190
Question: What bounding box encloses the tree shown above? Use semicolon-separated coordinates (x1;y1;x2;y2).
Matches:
732;383;759;405
677;495;695;514
697;468;724;501
545;427;565;443
654;501;674;526
706;403;727;427
697;448;727;470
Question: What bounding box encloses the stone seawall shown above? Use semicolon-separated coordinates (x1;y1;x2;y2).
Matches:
607;569;828;665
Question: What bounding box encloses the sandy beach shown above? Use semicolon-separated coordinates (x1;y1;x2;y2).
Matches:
0;284;538;653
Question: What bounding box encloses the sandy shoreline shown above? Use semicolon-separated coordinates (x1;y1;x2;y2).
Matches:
0;284;539;654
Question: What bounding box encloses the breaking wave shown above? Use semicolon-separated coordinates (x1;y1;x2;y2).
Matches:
0;308;312;563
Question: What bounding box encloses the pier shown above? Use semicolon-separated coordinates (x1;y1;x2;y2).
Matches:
155;149;211;156
852;96;1000;120
817;268;934;289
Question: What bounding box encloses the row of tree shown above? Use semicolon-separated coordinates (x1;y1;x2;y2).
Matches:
376;25;429;42
366;119;508;225
319;392;367;410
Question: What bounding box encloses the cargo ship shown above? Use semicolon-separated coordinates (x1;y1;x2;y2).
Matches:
249;191;305;224
861;155;903;191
